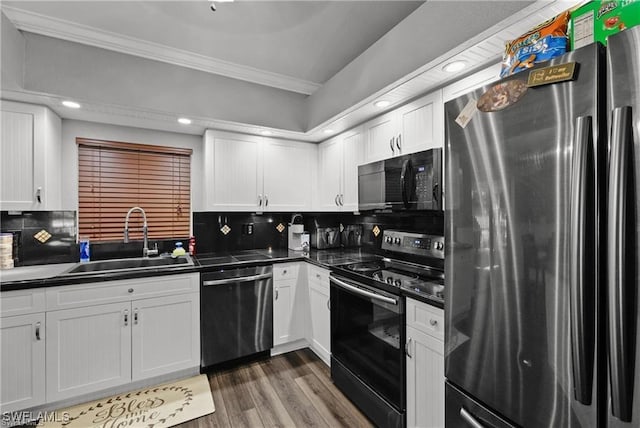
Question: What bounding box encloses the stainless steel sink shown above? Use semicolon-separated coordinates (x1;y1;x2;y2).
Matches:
61;256;193;275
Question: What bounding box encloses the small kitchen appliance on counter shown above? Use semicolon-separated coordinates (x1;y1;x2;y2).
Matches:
309;219;340;249
340;224;363;248
329;229;444;428
288;214;309;251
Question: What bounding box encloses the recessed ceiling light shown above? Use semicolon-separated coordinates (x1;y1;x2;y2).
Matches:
178;118;192;125
374;100;391;108
324;129;334;134
261;130;272;136
443;60;468;73
62;100;81;109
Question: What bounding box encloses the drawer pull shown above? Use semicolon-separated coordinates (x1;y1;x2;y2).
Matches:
429;319;438;326
316;274;321;279
283;269;287;275
128;288;134;293
35;322;41;340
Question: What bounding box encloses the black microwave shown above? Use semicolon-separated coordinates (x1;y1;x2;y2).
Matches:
358;148;442;211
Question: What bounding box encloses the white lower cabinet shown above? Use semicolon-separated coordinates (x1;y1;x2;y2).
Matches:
273;263;306;346
406;299;444;428
131;293;199;381
0;313;46;413
46;302;132;402
44;274;200;403
307;265;331;365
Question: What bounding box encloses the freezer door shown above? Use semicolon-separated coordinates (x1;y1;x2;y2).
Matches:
606;26;640;428
446;382;516;428
445;43;605;427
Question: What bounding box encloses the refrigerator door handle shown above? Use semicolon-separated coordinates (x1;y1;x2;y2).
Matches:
460;408;484;428
607;105;636;423
569;115;596;405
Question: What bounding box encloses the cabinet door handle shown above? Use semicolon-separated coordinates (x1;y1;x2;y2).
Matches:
429;319;438;326
124;309;129;326
327;298;330;311
390;138;395;154
396;134;402;151
275;288;279;300
339;194;344;206
36;187;42;204
405;337;412;358
134;308;139;325
35;322;41;340
265;195;269;207
258;194;263;207
335;194;339;206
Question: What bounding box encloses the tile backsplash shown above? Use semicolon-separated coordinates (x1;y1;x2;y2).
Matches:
193;212;289;254
1;211;77;266
194;210;444;255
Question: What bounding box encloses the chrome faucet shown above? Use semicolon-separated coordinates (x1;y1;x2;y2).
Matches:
124;207;157;257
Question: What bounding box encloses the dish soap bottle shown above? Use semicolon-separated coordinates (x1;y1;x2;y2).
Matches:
172;242;186;257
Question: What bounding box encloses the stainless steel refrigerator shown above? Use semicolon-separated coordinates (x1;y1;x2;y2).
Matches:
444;26;640;428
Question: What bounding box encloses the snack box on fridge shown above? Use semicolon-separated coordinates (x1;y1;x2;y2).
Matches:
570;0;640;50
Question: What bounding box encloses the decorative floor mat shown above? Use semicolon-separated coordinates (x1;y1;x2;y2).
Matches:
40;375;214;428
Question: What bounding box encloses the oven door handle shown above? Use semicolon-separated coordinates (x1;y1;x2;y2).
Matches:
330;277;398;305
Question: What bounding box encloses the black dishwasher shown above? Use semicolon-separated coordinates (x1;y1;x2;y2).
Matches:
200;265;273;369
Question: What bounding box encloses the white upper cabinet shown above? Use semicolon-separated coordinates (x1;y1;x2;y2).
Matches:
340;127;363;211
1;101;61;210
316;126;363;212
317;136;343;211
364;111;399;162
206;134;263;211
398;90;444;153
263;139;314;211
204;130;315;212
363;90;444;163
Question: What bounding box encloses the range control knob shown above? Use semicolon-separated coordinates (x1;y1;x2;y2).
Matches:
435;241;444;251
386;277;394;284
394;237;401;245
394;279;402;287
385;236;393;244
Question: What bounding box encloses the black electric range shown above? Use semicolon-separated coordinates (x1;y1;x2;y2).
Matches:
331;230;445;307
329;230;444;428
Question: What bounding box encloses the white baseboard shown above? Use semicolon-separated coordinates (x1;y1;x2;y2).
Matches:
270;339;309;356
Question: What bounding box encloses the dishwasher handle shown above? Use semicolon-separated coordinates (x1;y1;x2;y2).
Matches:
203;273;272;286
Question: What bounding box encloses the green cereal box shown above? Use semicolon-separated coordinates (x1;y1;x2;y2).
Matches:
570;0;640;50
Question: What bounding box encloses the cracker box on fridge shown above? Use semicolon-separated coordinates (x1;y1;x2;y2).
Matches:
570;0;640;50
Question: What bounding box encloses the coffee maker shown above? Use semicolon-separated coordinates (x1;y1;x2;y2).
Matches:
288;214;309;251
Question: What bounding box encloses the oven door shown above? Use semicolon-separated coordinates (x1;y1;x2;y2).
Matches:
330;274;405;411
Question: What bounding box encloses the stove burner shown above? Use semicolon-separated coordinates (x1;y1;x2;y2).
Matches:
346;262;384;273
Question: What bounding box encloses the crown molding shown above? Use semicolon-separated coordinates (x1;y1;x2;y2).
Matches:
1;5;322;95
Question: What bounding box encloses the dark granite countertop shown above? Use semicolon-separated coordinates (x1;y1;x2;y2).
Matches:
0;248;379;292
0;247;442;308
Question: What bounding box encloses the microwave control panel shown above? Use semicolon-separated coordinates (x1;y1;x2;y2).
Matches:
381;230;444;259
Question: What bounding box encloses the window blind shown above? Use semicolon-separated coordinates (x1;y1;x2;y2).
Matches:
77;138;192;242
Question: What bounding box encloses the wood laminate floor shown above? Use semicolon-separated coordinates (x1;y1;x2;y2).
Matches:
176;349;374;428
